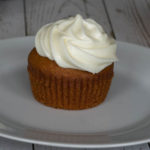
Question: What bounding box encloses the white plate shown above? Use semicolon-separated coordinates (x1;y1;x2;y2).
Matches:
0;37;150;148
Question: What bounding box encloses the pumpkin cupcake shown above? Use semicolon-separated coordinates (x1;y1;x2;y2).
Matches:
28;14;117;110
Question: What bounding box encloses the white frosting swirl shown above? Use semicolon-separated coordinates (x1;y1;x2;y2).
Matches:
35;14;118;74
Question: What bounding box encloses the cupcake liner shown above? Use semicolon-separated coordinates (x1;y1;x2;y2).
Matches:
28;65;113;110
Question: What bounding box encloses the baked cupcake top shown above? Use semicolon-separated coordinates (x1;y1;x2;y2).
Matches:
35;14;117;74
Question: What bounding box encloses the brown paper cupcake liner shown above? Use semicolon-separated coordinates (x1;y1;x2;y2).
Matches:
28;66;113;110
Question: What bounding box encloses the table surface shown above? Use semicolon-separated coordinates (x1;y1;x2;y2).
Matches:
0;0;150;149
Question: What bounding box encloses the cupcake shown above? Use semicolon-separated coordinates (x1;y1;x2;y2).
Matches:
28;14;117;110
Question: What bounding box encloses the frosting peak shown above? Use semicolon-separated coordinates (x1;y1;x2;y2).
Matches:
35;14;118;74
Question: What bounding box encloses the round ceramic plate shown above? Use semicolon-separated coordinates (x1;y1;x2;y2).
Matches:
0;37;150;148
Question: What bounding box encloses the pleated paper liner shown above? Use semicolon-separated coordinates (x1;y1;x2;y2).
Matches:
28;64;113;110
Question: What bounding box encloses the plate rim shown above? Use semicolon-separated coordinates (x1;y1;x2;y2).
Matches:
0;131;150;148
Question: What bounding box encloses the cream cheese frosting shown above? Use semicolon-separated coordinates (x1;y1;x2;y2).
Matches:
35;14;118;74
